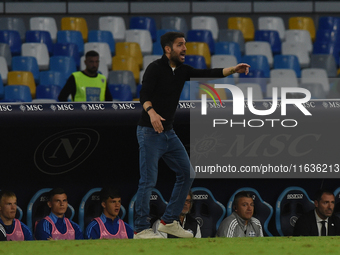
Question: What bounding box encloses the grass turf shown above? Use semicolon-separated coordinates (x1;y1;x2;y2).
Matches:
2;237;340;255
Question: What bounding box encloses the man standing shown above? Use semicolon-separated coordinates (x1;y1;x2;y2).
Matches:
35;188;83;240
134;31;250;239
216;191;263;237
85;187;134;239
0;191;33;241
58;50;112;102
294;189;340;236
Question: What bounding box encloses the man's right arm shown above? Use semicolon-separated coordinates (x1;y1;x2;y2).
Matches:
58;75;76;102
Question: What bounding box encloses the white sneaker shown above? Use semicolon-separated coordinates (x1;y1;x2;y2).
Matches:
158;220;194;238
134;228;164;239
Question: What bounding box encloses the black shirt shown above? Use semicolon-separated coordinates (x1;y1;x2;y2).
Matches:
138;54;224;130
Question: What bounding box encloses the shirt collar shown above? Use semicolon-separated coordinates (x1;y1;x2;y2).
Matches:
49;212;65;223
100;213;119;224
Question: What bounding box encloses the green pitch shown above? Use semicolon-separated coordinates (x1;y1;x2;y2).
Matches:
2;237;340;255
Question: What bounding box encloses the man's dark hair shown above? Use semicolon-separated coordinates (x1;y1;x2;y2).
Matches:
49;188;66;201
100;187;121;203
0;190;16;201
160;32;186;54
232;191;252;208
314;189;334;202
85;50;99;58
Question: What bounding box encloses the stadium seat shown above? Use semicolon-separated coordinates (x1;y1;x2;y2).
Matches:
7;71;36;98
78;187;126;231
288;17;316;42
258;16;286;41
0;56;8;84
39;70;66;88
112;55;140;84
236;83;263;100
301;68;330;93
125;29;153;55
0;43;12;68
143;55;161;70
98;16;126;42
26;188;75;232
187;29;215;55
49;56;77;80
53;43;80;68
12;56;40;84
108;84;133;101
21;43;50;70
184;55;207;69
88;30;115;56
214;41;241;63
239;69;267;94
190;187;226;238
155;29;178;43
228;17;255;42
3;85;32;102
242;55;270;78
315;29;340;45
129;16;157;42
115;42;143;69
218;29;245;54
299;82;326;99
318;16;340;31
254;30;281;55
245;41;273;67
273;55;301;78
84;42;112;68
152;42;163;55
275;186;314;236
285;29;313;53
57;30;84;56
0;30;21;56
61;17;88;42
186;42;211;68
191;16;219;41
0;77;4;99
0;17;26;42
79;55;108;78
30;17;58;43
310;54;337;78
282;42;310;68
211;55;239;79
128;188;168;230
25;30;54;55
161;16;188;35
312;41;340;66
270;69;299;88
108;70;136;96
36;84;61;100
180;81;190;100
227;187;273;236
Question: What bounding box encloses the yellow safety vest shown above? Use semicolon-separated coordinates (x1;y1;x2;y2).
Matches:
73;72;107;102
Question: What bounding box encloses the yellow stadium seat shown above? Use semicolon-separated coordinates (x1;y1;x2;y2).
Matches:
115;42;143;69
186;42;211;68
61;17;88;42
198;83;227;100
288;17;316;42
7;71;36;98
112;56;140;84
228;17;255;42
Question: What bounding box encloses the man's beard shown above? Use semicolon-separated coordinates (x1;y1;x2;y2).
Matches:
170;52;183;66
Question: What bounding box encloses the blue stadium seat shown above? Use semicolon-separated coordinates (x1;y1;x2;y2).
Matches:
187;29;215;55
128;188;168;230
227;187;273;236
39;70;67;88
129;16;157;42
273;55;301;78
312;41;340;66
214;41;242;63
108;84;133;101
275;186;314;236
242;55;270;78
135;83;142;99
26;188;75;233
255;30;281;55
108;70;136;97
180;81;190;100
152;42;163;55
315;29;340;45
3;85;32;102
190;187;226;238
36;84;61;100
12;56;40;84
53;43;80;68
318;16;340;31
25;30;54;55
239;69;267;94
0;30;21;55
88;30;115;56
57;30;84;55
49;56;77;79
184;55;207;69
78;188;126;232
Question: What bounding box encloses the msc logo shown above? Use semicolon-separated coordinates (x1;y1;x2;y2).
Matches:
81;104;105;111
287;194;303;199
111;103;135;110
50;104;74;111
0;105;12;111
20;104;43;112
178;102;196;109
193;194;209;200
34;128;100;175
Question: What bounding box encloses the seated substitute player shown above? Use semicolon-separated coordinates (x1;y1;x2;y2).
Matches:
0;190;33;240
216;191;263;237
35;188;83;240
153;191;201;238
294;189;340;236
85;187;133;239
